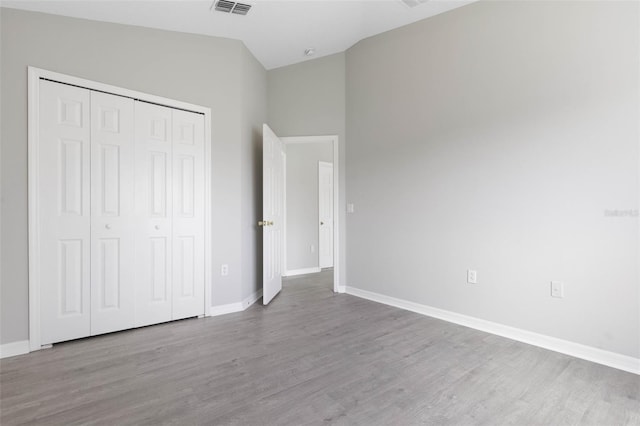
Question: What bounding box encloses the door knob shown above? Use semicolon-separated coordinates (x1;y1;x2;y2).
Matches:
105;224;111;230
320;222;324;225
155;225;160;230
258;221;266;227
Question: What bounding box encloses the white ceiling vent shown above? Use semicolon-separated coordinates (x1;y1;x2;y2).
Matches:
400;0;430;8
214;0;234;13
231;3;252;15
212;1;252;15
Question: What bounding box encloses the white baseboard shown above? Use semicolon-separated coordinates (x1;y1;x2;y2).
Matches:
209;302;245;316
284;267;321;277
345;286;640;375
210;289;263;317
336;285;346;294
242;289;263;309
0;340;30;359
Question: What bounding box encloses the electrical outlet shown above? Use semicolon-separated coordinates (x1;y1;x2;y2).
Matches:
551;281;564;298
467;269;477;284
347;203;355;213
310;244;315;253
221;264;229;276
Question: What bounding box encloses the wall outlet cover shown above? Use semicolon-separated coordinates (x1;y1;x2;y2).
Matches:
551;281;564;298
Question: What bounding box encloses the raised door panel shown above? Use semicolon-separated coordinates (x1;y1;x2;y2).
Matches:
174;237;195;298
175;156;195;218
150;152;169;217
134;101;173;327
150;237;170;302
171;110;205;320
60;139;84;216
58;240;85;316
90;91;135;335
97;239;121;309
39;80;91;344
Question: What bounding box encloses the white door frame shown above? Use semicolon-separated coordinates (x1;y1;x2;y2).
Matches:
280;135;341;293
27;67;213;351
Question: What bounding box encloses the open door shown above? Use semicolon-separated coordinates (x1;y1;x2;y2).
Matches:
261;124;284;305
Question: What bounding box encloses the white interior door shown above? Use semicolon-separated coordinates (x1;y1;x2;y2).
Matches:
318;161;334;269
90;91;136;335
171;109;205;320
134;101;173;327
262;124;284;305
39;80;91;344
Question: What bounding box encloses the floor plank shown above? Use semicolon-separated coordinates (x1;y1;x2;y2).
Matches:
1;270;638;425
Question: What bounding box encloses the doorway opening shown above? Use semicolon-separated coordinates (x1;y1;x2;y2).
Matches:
281;136;339;293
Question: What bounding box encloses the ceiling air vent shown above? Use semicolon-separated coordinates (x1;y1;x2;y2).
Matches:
214;0;235;13
400;0;429;8
231;3;252;15
212;1;252;15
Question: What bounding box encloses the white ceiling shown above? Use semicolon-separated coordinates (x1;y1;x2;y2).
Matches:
1;0;476;70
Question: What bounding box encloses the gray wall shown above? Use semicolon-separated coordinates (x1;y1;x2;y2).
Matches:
285;143;333;271
240;48;268;303
0;8;267;344
346;0;639;357
267;53;346;284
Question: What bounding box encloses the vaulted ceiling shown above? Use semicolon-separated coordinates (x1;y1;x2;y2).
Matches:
2;0;476;69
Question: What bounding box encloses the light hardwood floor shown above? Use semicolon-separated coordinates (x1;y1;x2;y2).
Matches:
1;270;639;425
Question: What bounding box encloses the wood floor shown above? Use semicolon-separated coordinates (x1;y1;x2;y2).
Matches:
1;270;639;425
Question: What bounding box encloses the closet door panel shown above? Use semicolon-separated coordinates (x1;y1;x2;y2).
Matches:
135;102;173;327
172;110;205;320
90;92;136;335
39;80;91;344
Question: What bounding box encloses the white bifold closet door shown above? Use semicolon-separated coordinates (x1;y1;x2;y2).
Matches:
133;101;205;327
90;91;136;335
39;80;205;345
171;109;205;321
39;80;92;344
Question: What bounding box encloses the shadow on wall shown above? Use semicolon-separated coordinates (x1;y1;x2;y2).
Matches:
253;125;263;291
